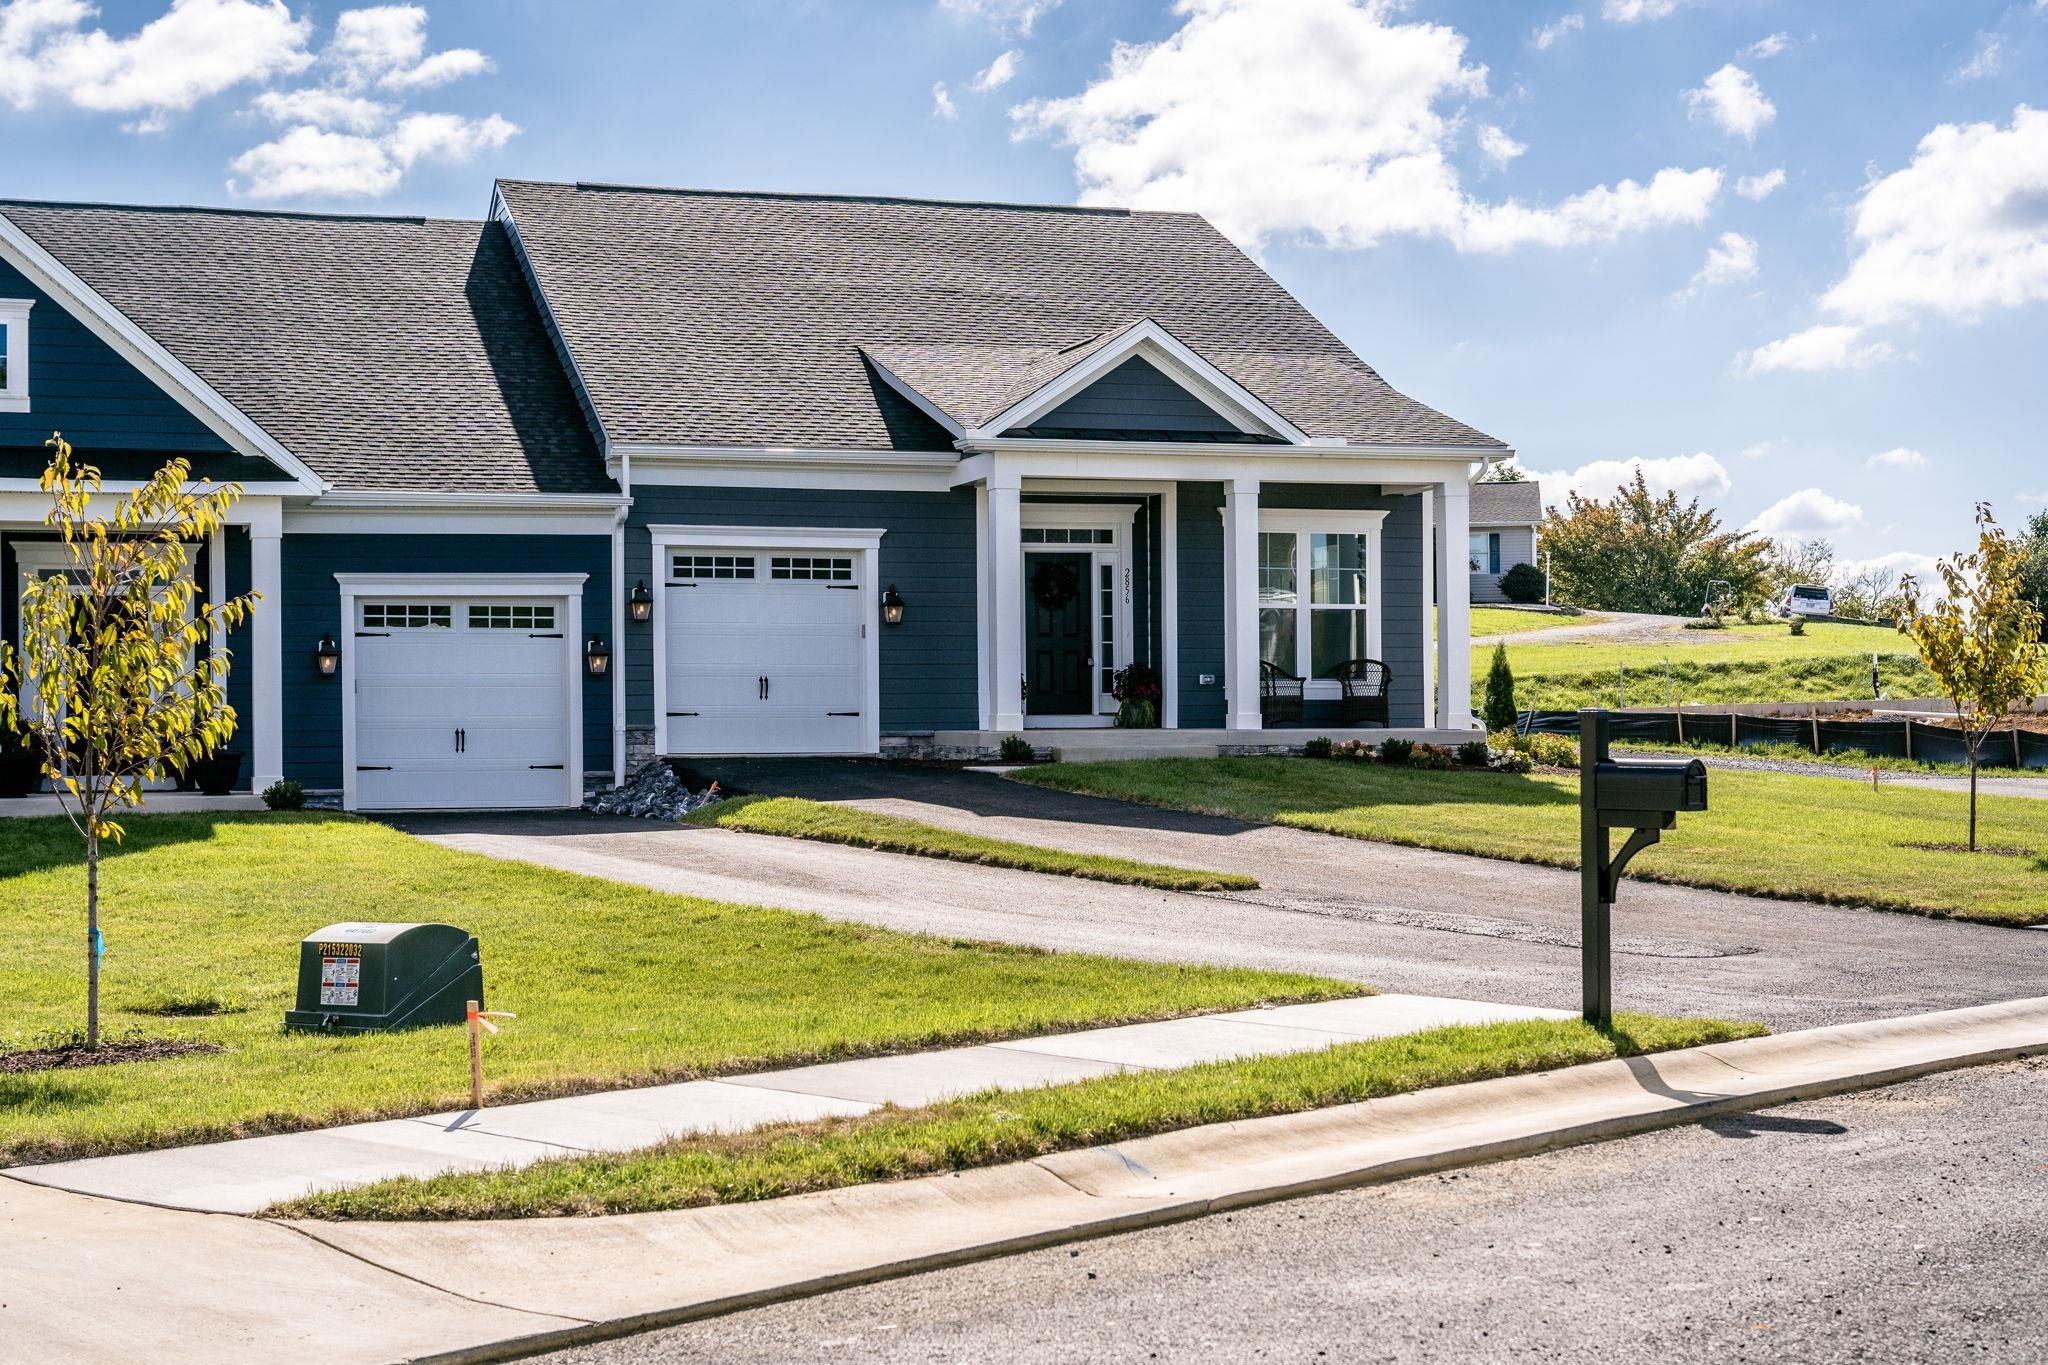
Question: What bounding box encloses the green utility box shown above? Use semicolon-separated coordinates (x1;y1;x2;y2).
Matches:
283;922;483;1034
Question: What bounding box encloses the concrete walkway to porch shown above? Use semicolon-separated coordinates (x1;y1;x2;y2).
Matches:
5;994;1564;1215
0;792;267;819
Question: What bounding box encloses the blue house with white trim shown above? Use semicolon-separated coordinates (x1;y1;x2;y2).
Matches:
0;181;1506;811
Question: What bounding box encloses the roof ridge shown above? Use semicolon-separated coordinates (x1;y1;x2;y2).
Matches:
497;177;1149;218
0;196;463;226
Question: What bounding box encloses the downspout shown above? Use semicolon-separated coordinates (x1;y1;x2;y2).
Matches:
611;450;631;786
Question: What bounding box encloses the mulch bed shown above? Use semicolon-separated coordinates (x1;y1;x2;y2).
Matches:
0;1038;225;1075
1899;841;2036;858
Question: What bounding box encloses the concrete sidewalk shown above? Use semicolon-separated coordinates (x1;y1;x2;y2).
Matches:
6;993;1563;1215
5;996;2040;1365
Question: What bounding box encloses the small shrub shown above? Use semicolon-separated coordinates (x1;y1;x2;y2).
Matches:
1788;615;1807;636
1489;746;1535;774
1523;732;1580;769
1412;743;1455;770
998;735;1036;764
1683;615;1728;631
261;778;304;810
1498;561;1546;604
1481;642;1518;734
1302;736;1334;760
1378;737;1415;766
1455;739;1491;768
1331;739;1375;761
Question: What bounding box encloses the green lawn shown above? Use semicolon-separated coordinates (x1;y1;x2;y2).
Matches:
278;1011;1761;1219
1015;758;2048;926
0;813;1350;1164
1618;738;2048;780
1469;606;1602;638
692;795;1257;891
1477;618;1934;709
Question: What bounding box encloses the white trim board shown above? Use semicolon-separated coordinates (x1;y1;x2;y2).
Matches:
0;297;31;413
1255;508;1388;701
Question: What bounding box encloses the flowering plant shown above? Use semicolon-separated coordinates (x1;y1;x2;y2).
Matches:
1111;663;1162;728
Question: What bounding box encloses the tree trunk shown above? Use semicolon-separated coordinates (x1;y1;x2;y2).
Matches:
1968;750;1979;853
86;827;101;1049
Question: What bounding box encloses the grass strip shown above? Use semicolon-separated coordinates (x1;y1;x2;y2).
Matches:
1015;758;2048;927
691;795;1256;892
276;1012;1761;1220
0;812;1340;1164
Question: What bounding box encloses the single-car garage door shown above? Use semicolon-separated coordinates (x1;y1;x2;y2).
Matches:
663;548;868;755
349;595;577;810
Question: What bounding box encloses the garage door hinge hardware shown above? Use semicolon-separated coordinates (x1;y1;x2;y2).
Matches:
530;632;563;638
667;710;700;717
355;631;389;638
826;584;859;590
356;764;393;771
827;711;860;717
528;764;564;770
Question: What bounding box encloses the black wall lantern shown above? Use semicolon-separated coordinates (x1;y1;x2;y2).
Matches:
585;636;612;676
880;583;906;626
628;580;653;624
314;633;341;676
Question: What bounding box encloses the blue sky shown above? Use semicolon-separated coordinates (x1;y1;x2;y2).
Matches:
4;0;2045;580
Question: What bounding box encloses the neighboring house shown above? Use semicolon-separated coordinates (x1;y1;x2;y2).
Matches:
0;182;1509;812
1468;480;1543;602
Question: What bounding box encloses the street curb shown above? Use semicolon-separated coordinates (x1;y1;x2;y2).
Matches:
276;997;2048;1365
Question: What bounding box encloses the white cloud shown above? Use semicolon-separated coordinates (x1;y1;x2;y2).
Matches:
1867;446;1927;470
971;48;1022;92
1602;0;1679;21
1740;324;1898;375
931;80;958;119
1839;549;1940;585
327;5;488;91
939;0;1060;37
1528;451;1732;502
1746;488;1866;538
1685;63;1774;143
1013;0;1721;255
0;0;313;125
1957;33;2002;81
1477;125;1525;167
227;109;513;198
1735;167;1786;200
252;87;391;134
1686;230;1758;292
1741;33;1791;60
1819;105;2048;327
1739;439;1777;460
1532;13;1583;49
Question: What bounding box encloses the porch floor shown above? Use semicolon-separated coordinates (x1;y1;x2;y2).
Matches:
930;726;1480;761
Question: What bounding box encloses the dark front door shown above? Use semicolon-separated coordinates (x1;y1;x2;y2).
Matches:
1025;552;1094;716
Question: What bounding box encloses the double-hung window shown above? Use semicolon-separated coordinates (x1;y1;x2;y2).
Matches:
0;299;31;413
1256;510;1386;688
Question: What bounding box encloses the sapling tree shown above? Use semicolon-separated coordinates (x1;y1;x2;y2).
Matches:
1895;504;2047;851
1482;642;1518;734
0;438;253;1047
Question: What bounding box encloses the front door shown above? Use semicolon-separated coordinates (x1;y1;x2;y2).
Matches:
1025;552;1094;715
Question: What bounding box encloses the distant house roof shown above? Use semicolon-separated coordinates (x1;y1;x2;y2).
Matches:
0;201;609;494
1470;479;1543;524
493;180;1507;453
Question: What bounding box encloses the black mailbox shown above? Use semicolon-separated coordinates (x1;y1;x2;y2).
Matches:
284;921;483;1034
1593;757;1708;822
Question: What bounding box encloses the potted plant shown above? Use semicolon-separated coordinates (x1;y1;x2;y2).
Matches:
0;728;43;799
1111;663;1162;728
190;750;246;796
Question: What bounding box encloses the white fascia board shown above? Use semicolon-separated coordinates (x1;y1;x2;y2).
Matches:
647;524;886;551
333;571;589;596
960;449;1495;487
288;489;629;535
614;442;960;472
967;320;1311;445
305;490;629;510
959;436;1501;462
0;213;327;494
858;352;967;438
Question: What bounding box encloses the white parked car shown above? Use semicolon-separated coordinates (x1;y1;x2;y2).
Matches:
1781;583;1833;619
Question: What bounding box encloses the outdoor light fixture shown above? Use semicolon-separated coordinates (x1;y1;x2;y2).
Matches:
881;583;906;625
314;633;341;676
585;636;611;676
628;580;653;623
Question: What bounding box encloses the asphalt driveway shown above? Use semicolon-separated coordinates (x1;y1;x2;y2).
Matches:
392;759;2048;1033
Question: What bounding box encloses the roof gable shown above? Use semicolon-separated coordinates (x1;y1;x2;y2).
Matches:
1013;355;1249;441
1470;480;1543;523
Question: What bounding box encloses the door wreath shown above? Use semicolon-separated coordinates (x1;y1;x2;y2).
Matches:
1029;559;1082;611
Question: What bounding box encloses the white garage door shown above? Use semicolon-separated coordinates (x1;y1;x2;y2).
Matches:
663;549;866;755
351;597;575;810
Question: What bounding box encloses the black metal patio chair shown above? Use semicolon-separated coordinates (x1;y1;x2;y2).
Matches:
1260;660;1305;727
1329;658;1392;727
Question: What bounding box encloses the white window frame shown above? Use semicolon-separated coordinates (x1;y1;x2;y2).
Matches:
1020;502;1139;724
0;299;33;413
1256;508;1386;700
333;572;587;813
647;524;885;758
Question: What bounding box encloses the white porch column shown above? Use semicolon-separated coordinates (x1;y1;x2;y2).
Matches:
1434;480;1473;730
987;474;1026;732
1222;476;1261;731
247;505;285;790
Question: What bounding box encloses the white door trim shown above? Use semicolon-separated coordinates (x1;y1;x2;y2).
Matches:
334;572;586;812
647;525;885;757
1019;502;1139;720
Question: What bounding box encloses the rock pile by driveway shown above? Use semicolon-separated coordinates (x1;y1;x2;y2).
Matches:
585;762;722;821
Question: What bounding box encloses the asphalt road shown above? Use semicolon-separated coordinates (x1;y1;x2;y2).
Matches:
398;760;2048;1033
533;1055;2048;1365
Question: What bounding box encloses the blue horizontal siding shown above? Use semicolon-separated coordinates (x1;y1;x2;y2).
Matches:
1026;357;1238;435
625;486;979;734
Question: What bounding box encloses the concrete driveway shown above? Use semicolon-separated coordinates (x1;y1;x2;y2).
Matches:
392;759;2048;1033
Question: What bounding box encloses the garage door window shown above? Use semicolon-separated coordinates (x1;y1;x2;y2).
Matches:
468;604;556;630
362;603;451;629
770;555;853;581
673;554;755;580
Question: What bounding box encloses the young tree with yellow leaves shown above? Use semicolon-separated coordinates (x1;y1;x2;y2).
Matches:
0;438;255;1048
1895;504;2048;852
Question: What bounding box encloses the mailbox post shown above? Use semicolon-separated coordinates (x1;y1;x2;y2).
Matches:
1578;709;1708;1028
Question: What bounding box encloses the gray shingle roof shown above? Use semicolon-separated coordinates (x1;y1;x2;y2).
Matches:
1470;479;1543;524
0;201;609;493
860;320;1143;431
494;181;1506;452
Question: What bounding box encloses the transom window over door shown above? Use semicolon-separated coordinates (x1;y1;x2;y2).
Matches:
1257;510;1385;687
